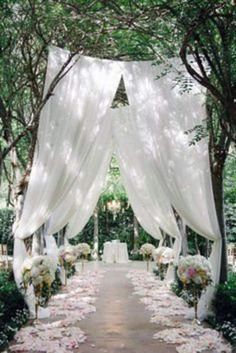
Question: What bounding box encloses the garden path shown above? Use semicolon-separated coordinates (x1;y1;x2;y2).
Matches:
78;262;177;353
9;262;231;353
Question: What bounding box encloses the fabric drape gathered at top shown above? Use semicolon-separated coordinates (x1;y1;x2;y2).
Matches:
13;46;222;319
13;47;122;316
122;60;221;317
14;46;122;240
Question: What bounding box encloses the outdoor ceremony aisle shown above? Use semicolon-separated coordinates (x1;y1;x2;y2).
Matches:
78;262;232;353
8;262;232;353
78;262;176;353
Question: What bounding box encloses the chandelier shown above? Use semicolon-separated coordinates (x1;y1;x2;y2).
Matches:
107;200;121;218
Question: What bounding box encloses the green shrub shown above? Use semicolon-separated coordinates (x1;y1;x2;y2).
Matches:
0;271;29;351
51;268;62;295
0;208;14;255
209;272;236;346
214;272;236;323
129;250;143;261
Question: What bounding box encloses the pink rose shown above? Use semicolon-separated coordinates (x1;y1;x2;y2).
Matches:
186;267;197;278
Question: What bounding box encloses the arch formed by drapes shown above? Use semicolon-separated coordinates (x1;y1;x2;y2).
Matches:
13;46;221;319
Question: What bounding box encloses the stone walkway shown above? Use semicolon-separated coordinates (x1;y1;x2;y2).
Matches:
78;262;176;353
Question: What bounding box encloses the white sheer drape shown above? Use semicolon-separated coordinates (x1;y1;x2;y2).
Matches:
122;60;221;316
13;47;121;316
123;60;220;244
65;142;113;239
14;47;122;239
111;107;181;242
46;111;113;236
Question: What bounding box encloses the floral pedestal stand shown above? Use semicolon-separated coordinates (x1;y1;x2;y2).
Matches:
145;257;150;272
81;255;87;272
64;267;67;286
192;289;201;325
177;254;213;327
34;284;42;321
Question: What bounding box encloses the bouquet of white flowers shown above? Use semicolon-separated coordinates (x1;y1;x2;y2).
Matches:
139;243;156;271
75;243;91;258
58;245;77;273
177;255;213;321
75;243;91;270
153;247;174;280
153;246;173;264
21;255;56;318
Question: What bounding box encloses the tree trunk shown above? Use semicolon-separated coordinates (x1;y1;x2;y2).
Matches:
211;169;228;283
133;214;139;251
207;100;230;283
194;234;200;254
206;239;211;258
160;229;167;246
93;206;99;260
105;208;109;235
179;219;188;256
32;227;44;255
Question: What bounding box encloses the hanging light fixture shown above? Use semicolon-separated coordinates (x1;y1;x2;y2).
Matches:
107;199;121;219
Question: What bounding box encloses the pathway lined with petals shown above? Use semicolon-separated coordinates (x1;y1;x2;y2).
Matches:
128;269;232;353
78;262;175;353
8;262;232;353
9;264;103;353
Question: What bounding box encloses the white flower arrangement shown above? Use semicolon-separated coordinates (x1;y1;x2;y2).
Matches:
139;243;156;258
21;255;56;318
153;246;174;280
58;246;77;268
22;255;56;290
177;255;212;288
177;254;213;321
160;247;175;264
75;243;91;258
140;243;156;271
153;246;174;264
74;243;91;271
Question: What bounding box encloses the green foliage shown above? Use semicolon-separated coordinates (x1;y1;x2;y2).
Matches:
129;251;143;261
66;264;76;279
214;321;236;346
214;272;236;324
208;272;236;345
224;153;236;243
51;269;62;295
0;208;14;253
153;264;168;280
0;270;29;351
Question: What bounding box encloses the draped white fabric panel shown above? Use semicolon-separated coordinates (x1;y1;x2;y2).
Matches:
46;110;113;236
65;142;113;239
122;60;220;244
122;60;221;317
112;107;181;241
14;46;122;239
